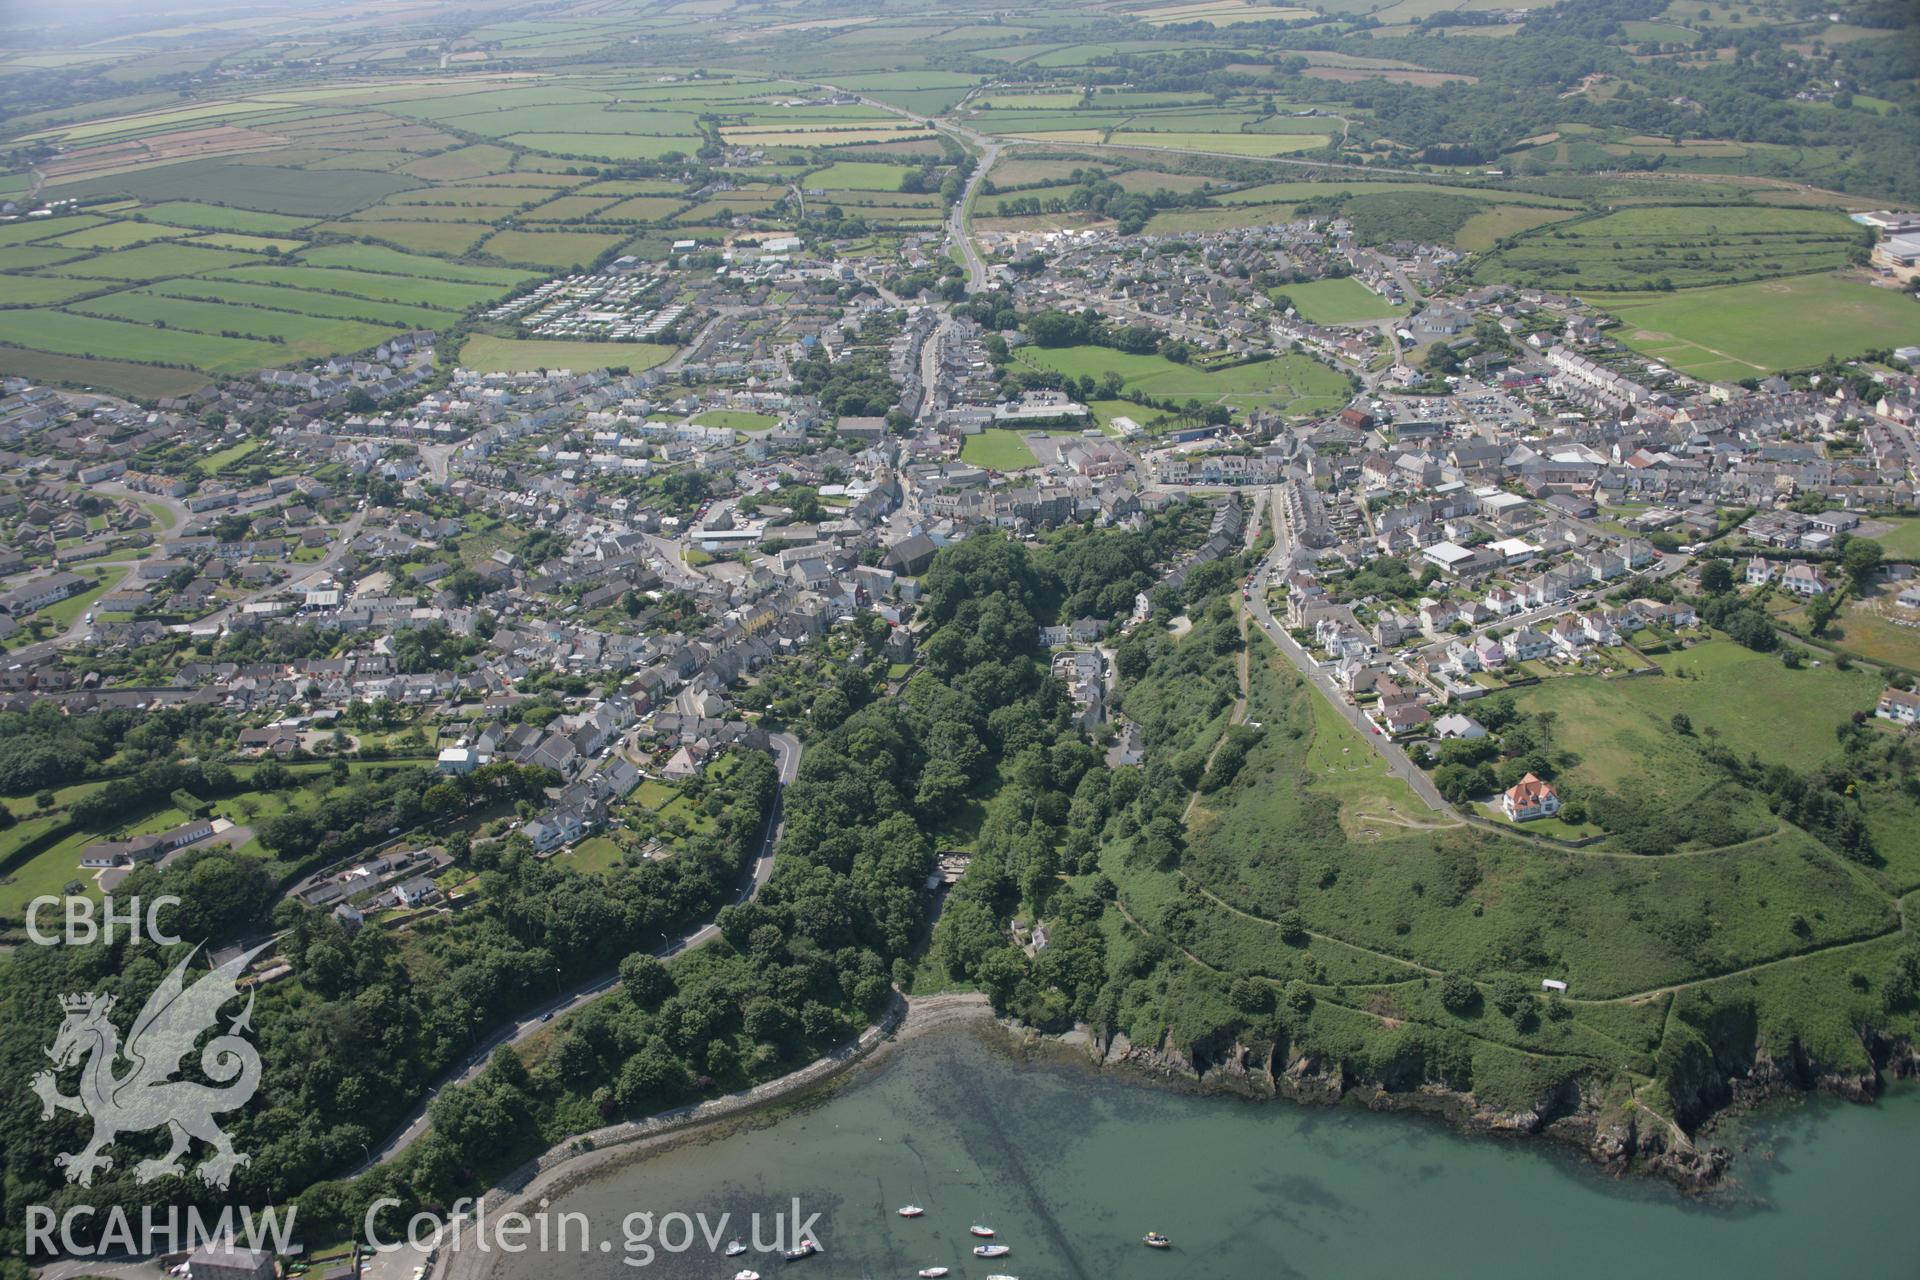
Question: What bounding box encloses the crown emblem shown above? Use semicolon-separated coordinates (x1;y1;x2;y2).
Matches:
60;992;109;1014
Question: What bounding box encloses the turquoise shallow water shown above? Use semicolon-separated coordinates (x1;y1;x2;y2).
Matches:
484;1024;1920;1280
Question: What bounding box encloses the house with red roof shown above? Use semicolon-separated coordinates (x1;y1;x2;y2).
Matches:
1502;772;1560;822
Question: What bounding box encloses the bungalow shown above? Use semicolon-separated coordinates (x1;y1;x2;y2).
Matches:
1632;598;1697;628
1380;699;1431;735
1502;772;1561;822
237;727;300;756
1877;686;1920;727
1432;713;1488;740
79;819;215;870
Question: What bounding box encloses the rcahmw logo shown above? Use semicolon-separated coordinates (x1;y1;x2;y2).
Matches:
33;942;269;1189
26;1203;299;1261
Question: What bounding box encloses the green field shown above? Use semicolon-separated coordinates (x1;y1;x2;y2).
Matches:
1516;639;1880;776
138;202;316;234
479;227;628;269
1016;344;1350;414
0;309;289;375
145;278;458;329
42;242;257;280
1477;205;1862;291
457;335;676;374
807;161;917;191
1280;277;1408;324
960;428;1041;470
72;291;393;358
1595;274;1920;378
693;410;778;431
296;242;533;285
1116;634;1910;1118
0;347;208;397
214;264;505;310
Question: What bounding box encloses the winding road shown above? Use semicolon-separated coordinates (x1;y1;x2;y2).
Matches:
349;730;802;1172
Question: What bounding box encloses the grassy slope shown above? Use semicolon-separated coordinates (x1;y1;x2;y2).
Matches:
1105;632;1915;1117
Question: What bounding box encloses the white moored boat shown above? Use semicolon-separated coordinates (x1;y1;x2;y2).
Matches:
725;1240;748;1256
973;1244;1011;1258
898;1205;925;1218
968;1225;995;1238
916;1270;949;1278
733;1272;760;1280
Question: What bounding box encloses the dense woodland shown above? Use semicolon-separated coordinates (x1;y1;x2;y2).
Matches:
0;752;777;1256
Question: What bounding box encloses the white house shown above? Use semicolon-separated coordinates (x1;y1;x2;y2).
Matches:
1502;773;1560;822
1878;686;1920;726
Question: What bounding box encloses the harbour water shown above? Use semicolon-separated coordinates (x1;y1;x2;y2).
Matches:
482;1022;1920;1279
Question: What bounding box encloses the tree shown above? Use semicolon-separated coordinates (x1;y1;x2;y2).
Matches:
1842;538;1883;591
620;953;674;1007
1671;712;1692;736
1697;559;1733;594
1440;972;1478;1014
1275;908;1307;943
1489;976;1534;1027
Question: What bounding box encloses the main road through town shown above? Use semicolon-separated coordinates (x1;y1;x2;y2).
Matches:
1245;485;1452;813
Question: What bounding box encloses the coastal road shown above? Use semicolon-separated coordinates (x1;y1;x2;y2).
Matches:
1247;485;1451;814
351;731;801;1172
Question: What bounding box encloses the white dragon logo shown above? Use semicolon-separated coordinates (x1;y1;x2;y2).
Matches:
31;944;267;1189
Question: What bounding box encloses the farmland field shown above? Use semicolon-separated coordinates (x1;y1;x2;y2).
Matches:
70;290;393;357
1594;273;1920;377
1476;205;1863;290
0;309;289;374
478;228;628;269
144;278;456;329
137;201;315;233
0;347;207;397
213;264;507;310
807;161;921;191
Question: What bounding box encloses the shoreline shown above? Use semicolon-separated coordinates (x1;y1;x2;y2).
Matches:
437;991;1918;1280
441;991;993;1280
1006;1019;1920;1198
